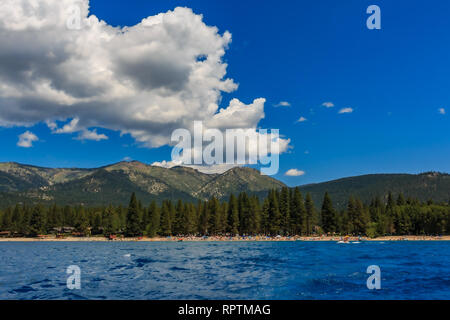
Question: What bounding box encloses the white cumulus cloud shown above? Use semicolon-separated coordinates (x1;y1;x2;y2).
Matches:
274;101;291;107
0;1;289;153
322;102;334;108
53;118;80;134
338;107;354;114
76;129;108;141
17;131;39;148
297;116;307;122
285;169;305;177
439;108;446;115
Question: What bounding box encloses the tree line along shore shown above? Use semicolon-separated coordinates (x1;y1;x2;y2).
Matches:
0;188;449;239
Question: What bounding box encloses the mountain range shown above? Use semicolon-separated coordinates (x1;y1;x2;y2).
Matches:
0;161;448;208
0;161;285;207
298;172;450;209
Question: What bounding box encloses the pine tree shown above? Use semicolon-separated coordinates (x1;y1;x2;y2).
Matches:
385;192;396;234
268;190;281;235
339;209;351;235
168;200;176;229
354;199;369;235
125;192;142;237
228;194;239;236
29;205;46;236
321;192;337;234
199;201;209;235
75;207;89;235
347;195;357;234
160;200;172;236
173;200;185;235
369;196;383;222
219;202;228;235
195;200;203;234
47;204;59;230
104;205;119;236
140;207;150;233
290;188;305;235
386;192;396;211
238;192;252;235
396;207;412;235
1;207;12;231
11;204;23;234
63;205;74;227
90;212;102;234
208;197;221;235
19;206;31;236
397;193;406;206
146;201;160;237
261;197;270;235
248;196;261;235
183;203;197;235
279;187;291;235
304;193;316;235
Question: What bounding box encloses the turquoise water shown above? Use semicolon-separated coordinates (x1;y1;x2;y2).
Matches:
0;241;449;300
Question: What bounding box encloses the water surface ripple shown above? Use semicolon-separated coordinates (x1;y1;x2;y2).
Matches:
0;241;449;300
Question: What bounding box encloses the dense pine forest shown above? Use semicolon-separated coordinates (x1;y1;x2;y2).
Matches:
0;188;449;238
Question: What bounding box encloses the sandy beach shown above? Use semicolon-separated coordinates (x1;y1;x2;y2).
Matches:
0;235;449;242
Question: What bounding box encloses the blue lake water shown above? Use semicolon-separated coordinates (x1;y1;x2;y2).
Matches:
0;241;449;300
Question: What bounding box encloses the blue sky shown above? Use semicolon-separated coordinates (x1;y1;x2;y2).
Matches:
0;0;449;186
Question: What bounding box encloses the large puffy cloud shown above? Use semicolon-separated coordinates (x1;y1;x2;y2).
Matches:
0;0;289;164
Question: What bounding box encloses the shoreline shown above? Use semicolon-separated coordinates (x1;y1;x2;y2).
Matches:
0;235;449;242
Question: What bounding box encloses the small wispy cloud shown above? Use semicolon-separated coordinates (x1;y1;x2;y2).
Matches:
439;108;446;115
17;131;38;148
47;118;108;141
54;118;80;134
75;129;108;141
338;107;354;114
274;101;291;107
322;102;334;108
45;120;57;131
285;169;306;177
297;116;307;122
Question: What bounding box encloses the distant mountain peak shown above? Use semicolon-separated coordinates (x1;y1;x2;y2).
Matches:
419;171;448;177
297;172;450;209
170;166;202;173
1;162;448;208
0;161;284;207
